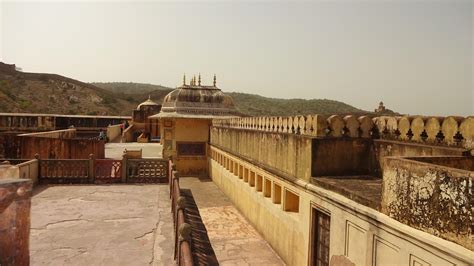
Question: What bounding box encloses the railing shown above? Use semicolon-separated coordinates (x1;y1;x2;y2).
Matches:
212;115;474;149
0;179;33;265
39;159;91;184
94;159;122;183
126;158;168;183
169;162;194;266
33;154;169;184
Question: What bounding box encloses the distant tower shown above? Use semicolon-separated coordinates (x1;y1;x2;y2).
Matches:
213;74;216;87
198;73;201;86
183;74;186;86
375;101;386;113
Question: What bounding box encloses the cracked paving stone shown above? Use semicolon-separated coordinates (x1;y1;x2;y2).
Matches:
30;184;174;266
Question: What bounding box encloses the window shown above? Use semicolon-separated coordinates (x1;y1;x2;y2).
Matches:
176;142;206;156
310;208;330;266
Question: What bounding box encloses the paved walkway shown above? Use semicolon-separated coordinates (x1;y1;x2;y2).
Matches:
180;177;285;265
30;185;173;266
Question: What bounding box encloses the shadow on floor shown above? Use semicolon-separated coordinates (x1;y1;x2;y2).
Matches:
181;188;219;266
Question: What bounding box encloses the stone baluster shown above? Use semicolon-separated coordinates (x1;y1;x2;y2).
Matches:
312;115;328;137
374;117;386;137
298;116;305;135
459;117;473;150
304;115;313;135
410;116;425;142
358;116;373;138
327;115;344;137
424;117;441;142
441;116;460;145
398;117;411;140
282;117;288;133
386;117;398;138
288;117;294;134
343;115;359;138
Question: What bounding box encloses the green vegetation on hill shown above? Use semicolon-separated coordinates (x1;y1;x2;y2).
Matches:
227;92;365;116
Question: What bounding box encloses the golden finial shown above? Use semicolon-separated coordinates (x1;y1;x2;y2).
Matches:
198;73;201;86
213;74;216;86
183;73;186;86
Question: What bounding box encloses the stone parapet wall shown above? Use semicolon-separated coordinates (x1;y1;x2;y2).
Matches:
381;157;473;250
212;115;474;150
210;147;473;265
374;116;473;150
213;114;375;138
210;127;312;182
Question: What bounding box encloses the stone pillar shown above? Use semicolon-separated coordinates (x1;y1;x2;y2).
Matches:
0;179;33;265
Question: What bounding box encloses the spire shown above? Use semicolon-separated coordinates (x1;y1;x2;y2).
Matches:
148;94;151;100
198;73;201;86
183;73;186;86
213;74;216;87
193;75;197;86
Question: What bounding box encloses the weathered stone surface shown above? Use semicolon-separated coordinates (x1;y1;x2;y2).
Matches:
30;184;174;265
381;157;473;249
0;179;33;266
179;177;284;265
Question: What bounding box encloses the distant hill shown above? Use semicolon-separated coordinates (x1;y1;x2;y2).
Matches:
0;62;383;117
227;92;366;116
91;82;172;94
0;62;139;115
93;83;371;116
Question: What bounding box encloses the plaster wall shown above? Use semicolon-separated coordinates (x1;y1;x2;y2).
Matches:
381;157;473;249
106;124;122;142
162;118;210;175
374;140;466;175
210;127;312;182
312;138;375;177
210;147;473;266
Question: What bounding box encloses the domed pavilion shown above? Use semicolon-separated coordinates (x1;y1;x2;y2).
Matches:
149;74;241;175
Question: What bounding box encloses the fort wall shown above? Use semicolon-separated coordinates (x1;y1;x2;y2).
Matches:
209;147;472;265
209;114;473;265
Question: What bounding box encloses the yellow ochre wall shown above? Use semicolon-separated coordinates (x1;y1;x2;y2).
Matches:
161;118;211;175
209;146;472;266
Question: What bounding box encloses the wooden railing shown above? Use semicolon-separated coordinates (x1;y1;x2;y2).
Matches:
169;160;194;266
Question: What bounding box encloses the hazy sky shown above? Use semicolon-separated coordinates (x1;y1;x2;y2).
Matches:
1;1;472;116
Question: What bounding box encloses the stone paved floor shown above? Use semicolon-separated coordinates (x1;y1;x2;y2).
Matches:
105;143;163;159
30;184;173;266
180;177;285;265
